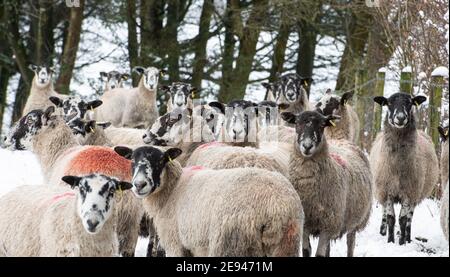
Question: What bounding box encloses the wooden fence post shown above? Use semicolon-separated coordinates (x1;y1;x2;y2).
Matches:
429;67;448;150
400;66;413;94
373;67;386;138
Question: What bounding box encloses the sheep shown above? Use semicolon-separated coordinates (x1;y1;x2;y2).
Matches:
49;95;103;125
255;100;295;144
95;66;166;129
3;108;144;257
369;93;439;245
438;125;449;186
100;71;130;92
441;182;449;241
162;82;196;112
22;64;65;116
281;110;372;257
0;174;132;257
315;89;360;143
114;146;304;257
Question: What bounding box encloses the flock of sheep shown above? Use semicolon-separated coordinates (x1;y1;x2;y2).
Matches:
0;64;448;257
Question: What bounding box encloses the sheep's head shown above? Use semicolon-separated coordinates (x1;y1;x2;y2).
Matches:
133;66;167;91
3;107;56;151
61;174;132;234
374;93;426;129
282;111;340;158
49;96;103;123
223;100;257;142
201;102;226;140
29;64;55;88
100;71;130;91
114;146;182;198
67;119;111;144
143;109;187;145
275;74;312;104
162;82;196;110
316;89;354;116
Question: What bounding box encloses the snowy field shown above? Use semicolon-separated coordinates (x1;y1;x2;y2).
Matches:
0;148;447;257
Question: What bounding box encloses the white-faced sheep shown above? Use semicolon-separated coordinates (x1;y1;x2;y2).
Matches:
23;64;64;116
281;111;372;257
114;146;304;257
3;108;144;257
0;174;132;257
100;71;130;92
369;93;439;245
162;82;196;112
438;125;449;186
95;66;166;129
315;89;360;143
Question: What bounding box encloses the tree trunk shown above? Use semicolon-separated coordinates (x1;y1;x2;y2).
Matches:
164;0;182;83
0;68;11;131
36;0;54;65
296;22;317;97
192;0;214;91
55;0;85;94
126;0;139;86
268;15;290;82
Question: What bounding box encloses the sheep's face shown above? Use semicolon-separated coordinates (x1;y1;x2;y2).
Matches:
114;146;182;198
374;93;427;129
162;82;196;110
133;66;166;91
3;107;55;151
69;120;111;144
201;102;226;140
29;64;54;88
282;111;340;157
49;96;103;123
143;109;187;145
224;100;257;142
100;71;130;90
276;74;311;104
62;174;132;234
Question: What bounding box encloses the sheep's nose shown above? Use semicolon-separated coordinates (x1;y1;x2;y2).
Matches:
134;181;147;191
302;143;313;151
142;134;147;139
87;219;99;230
396;113;406;123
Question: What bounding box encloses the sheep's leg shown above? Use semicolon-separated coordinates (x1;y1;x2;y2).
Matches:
155;234;166;257
386;198;396;243
325;242;331;257
406;205;415;244
399;200;411;245
147;218;156;257
347;231;356;257
302;231;311;257
380;205;387;236
315;234;330;257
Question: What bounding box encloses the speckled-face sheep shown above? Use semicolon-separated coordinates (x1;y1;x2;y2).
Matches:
3;108;144;257
100;71;130;91
95;66;166;129
22;64;65;116
315;89;360;143
0;174;132;257
281;111;372;257
370;93;439;245
49;95;103;125
438;125;449;186
114;146;304;257
162;82;196;112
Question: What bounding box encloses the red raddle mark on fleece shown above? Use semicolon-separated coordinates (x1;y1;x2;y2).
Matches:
198;142;225;150
330;153;347;168
65;146;132;182
182;165;206;179
51;192;75;203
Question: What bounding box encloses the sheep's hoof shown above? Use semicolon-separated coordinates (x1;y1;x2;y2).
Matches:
387;236;395;243
399;237;405;245
302;249;311;257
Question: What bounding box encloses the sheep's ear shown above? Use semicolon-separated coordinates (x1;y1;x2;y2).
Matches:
49;67;56;74
132;66;146;75
29;64;38;72
97;122;112;129
164;148;182;163
324;115;341;127
208;101;225;114
117;181;133;191
438;126;449;141
301;77;313;88
325;88;332;95
281;112;297;124
62;176;82;189
84;121;97;134
114;146;133;160
121;73;130;81
86;100;103;110
99;72;108;79
189;87;197;99
373;96;388;106
42;106;56;125
159;69;168;77
49;96;63;107
341;91;354;105
412;96;427;107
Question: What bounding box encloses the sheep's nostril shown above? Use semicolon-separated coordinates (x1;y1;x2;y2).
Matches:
87;219;99;230
143;134;147;139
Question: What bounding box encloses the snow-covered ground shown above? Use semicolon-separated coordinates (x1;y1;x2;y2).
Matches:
0;148;447;257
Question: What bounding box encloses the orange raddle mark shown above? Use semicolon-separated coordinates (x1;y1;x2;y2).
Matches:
65;146;132;182
330;153;347;168
198;142;225;150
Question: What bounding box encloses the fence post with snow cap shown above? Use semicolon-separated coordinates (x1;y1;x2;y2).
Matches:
430;66;448;150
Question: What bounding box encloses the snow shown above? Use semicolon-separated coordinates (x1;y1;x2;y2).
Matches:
402;66;412;73
378;67;387;73
0;148;448;257
431;66;449;77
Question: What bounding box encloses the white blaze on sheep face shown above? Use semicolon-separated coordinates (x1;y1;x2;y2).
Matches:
61;174;132;234
29;65;54;88
275;74;311;104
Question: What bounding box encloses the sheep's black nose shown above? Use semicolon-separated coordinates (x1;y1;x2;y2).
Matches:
396;114;406;123
302;143;313;151
134;181;147;191
87;219;99;230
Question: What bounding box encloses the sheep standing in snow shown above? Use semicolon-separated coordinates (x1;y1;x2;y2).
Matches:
438;125;449;186
3;108;144;257
0;174;132;257
23;64;65;116
315;89;360;143
370;93;439;245
162;82;196;112
95;67;165;129
282;111;372;257
100;71;130;92
114;146;304;257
